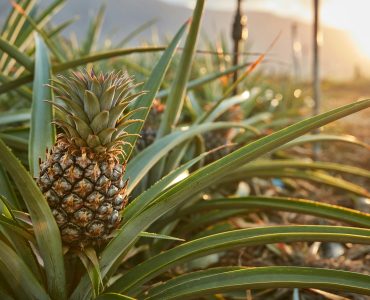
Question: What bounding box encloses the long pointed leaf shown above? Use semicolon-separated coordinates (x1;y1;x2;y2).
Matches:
279;134;370;151
80;5;105;56
0;240;50;300
109;225;370;294
122;20;190;159
157;0;205;137
122;151;209;225
96;293;136;300
8;0;64;62
0;36;33;71
0;109;30;126
239;159;370;178
0;165;19;209
0;139;66;300
156;61;251;99
145;267;370;299
178;197;370;228
145;267;242;297
29;34;55;177
126;121;247;193
116;19;157;47
230;169;369;197
0;46;166;95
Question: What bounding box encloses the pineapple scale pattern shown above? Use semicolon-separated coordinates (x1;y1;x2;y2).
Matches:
38;140;128;246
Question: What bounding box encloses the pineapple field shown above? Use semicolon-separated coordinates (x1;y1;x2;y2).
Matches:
0;0;369;299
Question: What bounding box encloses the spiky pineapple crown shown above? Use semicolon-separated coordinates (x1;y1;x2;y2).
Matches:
50;69;144;157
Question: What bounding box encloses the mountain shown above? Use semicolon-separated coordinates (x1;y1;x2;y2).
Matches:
1;0;369;80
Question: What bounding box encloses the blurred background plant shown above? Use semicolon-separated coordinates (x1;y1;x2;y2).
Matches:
0;0;370;299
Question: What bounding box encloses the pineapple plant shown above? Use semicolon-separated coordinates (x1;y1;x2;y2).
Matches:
37;69;144;247
0;1;370;299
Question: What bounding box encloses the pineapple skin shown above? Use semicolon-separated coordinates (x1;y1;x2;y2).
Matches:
38;137;128;246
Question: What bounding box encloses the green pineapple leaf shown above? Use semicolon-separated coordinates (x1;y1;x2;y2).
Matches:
174;196;370;228
0;240;50;300
29;34;56;178
144;267;370;299
121;20;190;159
0;139;66;300
109;226;370;295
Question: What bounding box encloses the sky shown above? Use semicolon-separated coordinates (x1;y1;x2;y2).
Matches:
161;0;370;58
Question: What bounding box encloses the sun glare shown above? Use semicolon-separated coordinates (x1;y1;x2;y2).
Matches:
321;0;370;58
161;0;370;59
247;0;370;59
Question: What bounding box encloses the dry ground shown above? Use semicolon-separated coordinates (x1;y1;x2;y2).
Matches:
319;80;370;172
321;80;370;143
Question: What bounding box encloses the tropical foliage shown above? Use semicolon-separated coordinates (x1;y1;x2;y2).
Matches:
0;0;369;299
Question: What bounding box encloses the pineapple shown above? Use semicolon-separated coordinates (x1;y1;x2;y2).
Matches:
37;69;143;247
203;129;234;163
136;99;164;151
203;104;242;163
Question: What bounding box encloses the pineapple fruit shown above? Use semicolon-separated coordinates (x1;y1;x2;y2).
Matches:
203;129;234;163
203;104;243;163
37;69;143;247
136;99;164;151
